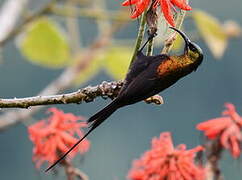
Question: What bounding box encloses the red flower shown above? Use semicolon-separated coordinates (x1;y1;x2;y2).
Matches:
28;108;90;168
122;0;192;27
197;103;242;158
128;132;205;180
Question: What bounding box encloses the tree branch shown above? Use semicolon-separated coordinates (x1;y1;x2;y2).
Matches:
0;19;122;130
0;80;162;108
0;81;122;108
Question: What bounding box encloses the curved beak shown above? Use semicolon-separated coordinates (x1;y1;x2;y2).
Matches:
169;27;191;53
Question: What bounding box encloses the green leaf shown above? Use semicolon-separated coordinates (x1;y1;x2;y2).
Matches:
192;10;228;59
72;54;104;86
19;17;70;68
104;46;132;80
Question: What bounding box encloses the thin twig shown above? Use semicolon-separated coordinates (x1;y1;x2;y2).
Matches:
161;0;189;54
146;38;154;56
62;159;89;180
129;11;147;66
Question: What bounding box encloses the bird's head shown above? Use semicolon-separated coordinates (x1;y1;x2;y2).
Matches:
170;27;203;62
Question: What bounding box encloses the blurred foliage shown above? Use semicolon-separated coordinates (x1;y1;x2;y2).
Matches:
192;10;228;59
104;46;132;80
73;53;104;86
18;17;70;68
223;20;242;37
73;45;133;86
14;8;241;85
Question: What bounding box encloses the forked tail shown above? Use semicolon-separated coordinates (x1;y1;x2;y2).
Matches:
45;100;120;172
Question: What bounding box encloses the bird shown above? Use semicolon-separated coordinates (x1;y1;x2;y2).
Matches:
45;27;204;172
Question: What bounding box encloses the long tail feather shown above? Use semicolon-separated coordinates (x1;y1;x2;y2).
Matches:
88;100;119;123
45;100;120;172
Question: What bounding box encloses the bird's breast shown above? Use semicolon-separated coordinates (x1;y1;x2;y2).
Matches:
156;56;194;77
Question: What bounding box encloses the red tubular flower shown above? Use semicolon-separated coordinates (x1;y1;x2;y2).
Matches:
128;132;205;180
28;108;90;168
197;103;242;158
122;0;192;27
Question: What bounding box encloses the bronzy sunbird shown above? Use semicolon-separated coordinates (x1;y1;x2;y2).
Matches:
46;27;204;171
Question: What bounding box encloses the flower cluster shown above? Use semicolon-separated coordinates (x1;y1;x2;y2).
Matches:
122;0;192;26
28;108;90;168
128;132;205;180
197;103;242;158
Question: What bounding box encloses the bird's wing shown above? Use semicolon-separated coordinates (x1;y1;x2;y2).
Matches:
118;54;168;105
125;51;150;81
119;51;159;94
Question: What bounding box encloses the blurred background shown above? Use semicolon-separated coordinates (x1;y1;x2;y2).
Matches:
0;0;241;179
